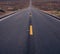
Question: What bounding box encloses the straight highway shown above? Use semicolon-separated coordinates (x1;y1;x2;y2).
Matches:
0;7;60;54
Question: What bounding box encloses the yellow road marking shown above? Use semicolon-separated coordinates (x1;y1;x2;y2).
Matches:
29;25;33;36
29;13;32;17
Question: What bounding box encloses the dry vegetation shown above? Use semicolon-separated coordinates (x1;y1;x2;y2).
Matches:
0;0;29;16
32;1;60;17
43;10;60;17
0;11;13;17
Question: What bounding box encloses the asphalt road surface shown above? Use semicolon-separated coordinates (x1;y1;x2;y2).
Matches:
0;7;60;54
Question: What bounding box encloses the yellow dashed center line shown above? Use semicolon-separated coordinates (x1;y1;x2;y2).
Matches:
29;13;32;17
29;25;33;36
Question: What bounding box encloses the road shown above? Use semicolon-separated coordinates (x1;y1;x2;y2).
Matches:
0;7;60;54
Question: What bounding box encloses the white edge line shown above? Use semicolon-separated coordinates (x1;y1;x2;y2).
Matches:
0;13;17;22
